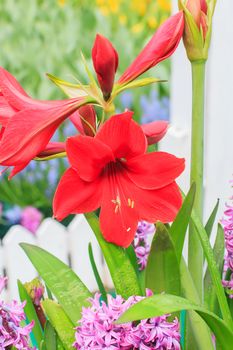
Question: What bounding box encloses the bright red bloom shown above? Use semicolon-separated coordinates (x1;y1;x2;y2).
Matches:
53;112;184;247
141;121;168;145
92;34;119;100
0;68;87;169
118;12;184;85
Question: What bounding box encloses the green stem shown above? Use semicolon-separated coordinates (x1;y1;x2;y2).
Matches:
188;61;206;300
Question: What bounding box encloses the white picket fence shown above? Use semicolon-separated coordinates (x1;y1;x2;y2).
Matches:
1;215;113;301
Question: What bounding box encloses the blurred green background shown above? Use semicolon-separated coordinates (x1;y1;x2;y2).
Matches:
0;0;171;232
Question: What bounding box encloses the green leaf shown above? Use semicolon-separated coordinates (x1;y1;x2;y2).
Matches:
17;280;43;348
170;183;196;263
85;213;142;298
205;199;219;238
190;212;233;328
88;242;107;303
42;300;75;350
204;224;225;314
117;294;233;350
44;321;56;350
145;222;180;296
125;245;139;276
20;243;91;325
180;258;214;349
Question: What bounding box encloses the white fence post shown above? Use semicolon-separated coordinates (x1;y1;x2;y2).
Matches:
2;226;37;300
68;214;105;292
37;218;69;265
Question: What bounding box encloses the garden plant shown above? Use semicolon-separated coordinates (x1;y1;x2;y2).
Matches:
0;0;232;349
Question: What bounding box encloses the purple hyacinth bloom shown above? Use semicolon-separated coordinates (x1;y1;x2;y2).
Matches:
133;221;155;270
0;276;34;349
20;207;43;234
74;291;180;350
221;181;233;296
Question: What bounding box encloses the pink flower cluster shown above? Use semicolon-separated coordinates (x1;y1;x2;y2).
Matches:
74;292;180;350
221;181;233;296
0;277;34;349
133;221;155;270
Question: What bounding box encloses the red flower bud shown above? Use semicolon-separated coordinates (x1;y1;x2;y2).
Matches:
92;34;119;101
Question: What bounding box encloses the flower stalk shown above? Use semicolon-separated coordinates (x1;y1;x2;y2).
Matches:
188;60;206;299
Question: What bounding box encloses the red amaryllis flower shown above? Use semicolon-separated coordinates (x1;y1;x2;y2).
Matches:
118;11;184;85
53;111;184;247
0;67;88;170
92;34;119;100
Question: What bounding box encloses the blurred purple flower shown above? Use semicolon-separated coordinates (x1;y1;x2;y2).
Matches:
120;92;133;109
4;206;22;225
133;221;155;270
20;207;43;234
222;180;233;296
140;90;169;124
74;291;180;349
0;276;34;349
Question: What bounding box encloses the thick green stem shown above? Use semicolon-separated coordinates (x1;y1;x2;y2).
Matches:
188;61;206;299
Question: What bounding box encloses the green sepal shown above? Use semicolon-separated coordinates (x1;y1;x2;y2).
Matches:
46;73;88;98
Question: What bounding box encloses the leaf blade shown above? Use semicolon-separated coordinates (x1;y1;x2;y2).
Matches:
20;243;91;325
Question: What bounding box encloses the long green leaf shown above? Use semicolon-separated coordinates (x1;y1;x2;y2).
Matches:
204;224;225;314
117;294;233;350
180;258;214;349
205;199;219;238
190;212;233;328
170;183;196;263
42;300;75;350
44;321;56;350
145;222;180;296
17;280;43;348
85;213;142;298
20;243;91;325
88;242;107;303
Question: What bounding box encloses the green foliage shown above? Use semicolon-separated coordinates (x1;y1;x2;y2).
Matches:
145;222;180;296
42;300;75;350
18;280;43;348
20;243;91;325
85;213;142;298
117;294;233;350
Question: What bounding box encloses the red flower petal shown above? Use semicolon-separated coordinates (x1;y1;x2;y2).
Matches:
53;168;102;221
126;152;185;189
96;111;147;159
0;99;83;166
66;135;114;182
70;105;96;137
99;169;139;247
0;95;16;125
122;174;182;223
92;34;119;99
118;12;184;84
141;120;168;145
